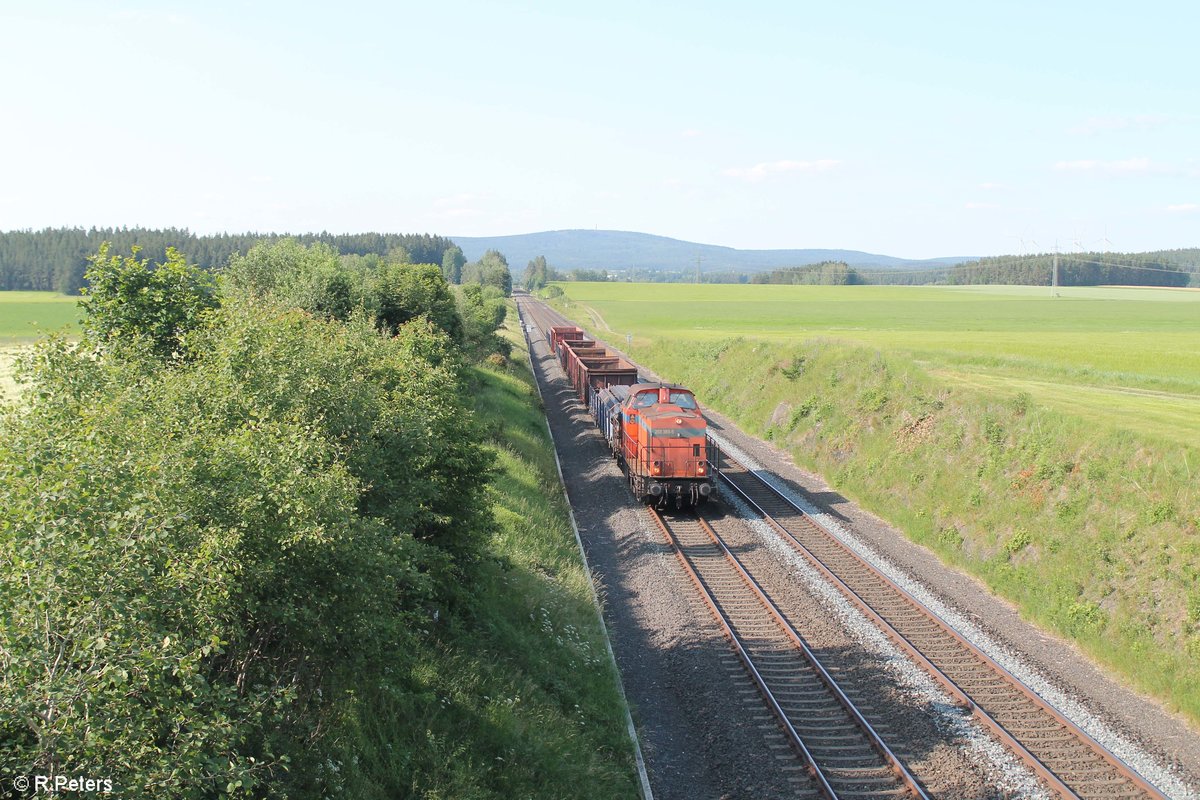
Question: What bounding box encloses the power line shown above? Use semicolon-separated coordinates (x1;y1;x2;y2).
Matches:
841;256;1199;279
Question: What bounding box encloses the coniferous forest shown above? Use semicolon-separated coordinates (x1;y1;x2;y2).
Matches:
0;228;459;293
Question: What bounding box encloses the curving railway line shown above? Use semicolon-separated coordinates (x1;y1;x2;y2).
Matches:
516;293;1173;800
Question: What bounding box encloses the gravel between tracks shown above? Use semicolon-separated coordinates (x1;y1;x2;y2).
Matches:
709;491;1050;799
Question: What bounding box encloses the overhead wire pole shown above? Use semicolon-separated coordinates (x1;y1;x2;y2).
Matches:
1052;244;1060;297
695;254;703;284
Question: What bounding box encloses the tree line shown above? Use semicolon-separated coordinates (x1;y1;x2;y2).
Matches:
520;254;608;290
0;227;463;294
944;252;1195;287
0;240;512;796
749;261;861;285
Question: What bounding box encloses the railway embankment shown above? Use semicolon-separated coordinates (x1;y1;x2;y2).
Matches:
628;334;1200;721
542;295;1200;794
336;309;643;797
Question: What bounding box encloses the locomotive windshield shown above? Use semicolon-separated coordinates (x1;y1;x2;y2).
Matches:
669;392;697;409
631;389;697;409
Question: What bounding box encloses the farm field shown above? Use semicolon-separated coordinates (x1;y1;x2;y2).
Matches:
0;291;82;342
556;283;1200;446
0;292;81;402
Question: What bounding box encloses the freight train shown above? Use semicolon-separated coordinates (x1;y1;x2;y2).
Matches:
544;323;718;508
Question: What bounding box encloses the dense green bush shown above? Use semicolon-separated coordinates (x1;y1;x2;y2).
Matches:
1;246;493;796
81;243;218;360
223;240;464;345
458;284;510;359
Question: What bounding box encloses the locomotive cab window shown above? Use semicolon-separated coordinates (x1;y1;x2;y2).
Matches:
669;392;697;409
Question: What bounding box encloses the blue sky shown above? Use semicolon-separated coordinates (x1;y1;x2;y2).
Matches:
1;0;1197;257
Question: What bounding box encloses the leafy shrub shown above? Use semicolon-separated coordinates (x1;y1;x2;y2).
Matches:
982;417;1005;448
1146;500;1176;524
225;240;464;343
780;355;806;380
1065;601;1106;635
458;284;510;358
81;243;218;360
0;298;491;796
1005;527;1032;555
858;387;888;413
937;525;963;549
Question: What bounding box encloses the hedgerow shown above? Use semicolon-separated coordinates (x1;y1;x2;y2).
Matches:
0;245;493;796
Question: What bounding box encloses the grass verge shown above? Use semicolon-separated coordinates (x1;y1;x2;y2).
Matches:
328;307;640;798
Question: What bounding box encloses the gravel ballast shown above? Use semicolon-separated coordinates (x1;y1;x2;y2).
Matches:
519;303;802;798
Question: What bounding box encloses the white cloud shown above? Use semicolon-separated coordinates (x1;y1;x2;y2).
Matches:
722;159;840;181
1111;157;1152;172
1166;203;1199;213
978;182;1005;190
964;201;999;210
680;129;702;138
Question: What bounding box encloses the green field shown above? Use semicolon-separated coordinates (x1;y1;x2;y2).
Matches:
0;291;82;342
1;292;82;401
557;283;1200;446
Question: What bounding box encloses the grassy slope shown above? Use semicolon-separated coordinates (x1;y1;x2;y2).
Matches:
550;283;1200;723
332;308;639;798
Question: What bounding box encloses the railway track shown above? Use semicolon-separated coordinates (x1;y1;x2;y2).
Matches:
715;452;1168;800
649;507;929;800
519;295;1172;799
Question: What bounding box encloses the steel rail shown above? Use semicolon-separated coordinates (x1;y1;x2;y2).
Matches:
717;454;1169;800
650;507;931;800
646;509;838;799
690;512;931;800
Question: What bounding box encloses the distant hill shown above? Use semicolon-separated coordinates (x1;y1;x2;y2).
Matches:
450;229;970;274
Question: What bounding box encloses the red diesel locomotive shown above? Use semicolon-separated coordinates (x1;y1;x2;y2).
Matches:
593;382;718;508
541;323;717;507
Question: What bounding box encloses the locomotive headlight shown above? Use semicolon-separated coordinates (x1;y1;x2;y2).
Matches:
697;463;706;475
675;417;683;424
652;461;662;475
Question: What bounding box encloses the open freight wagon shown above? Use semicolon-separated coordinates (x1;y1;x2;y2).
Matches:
546;319;717;507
